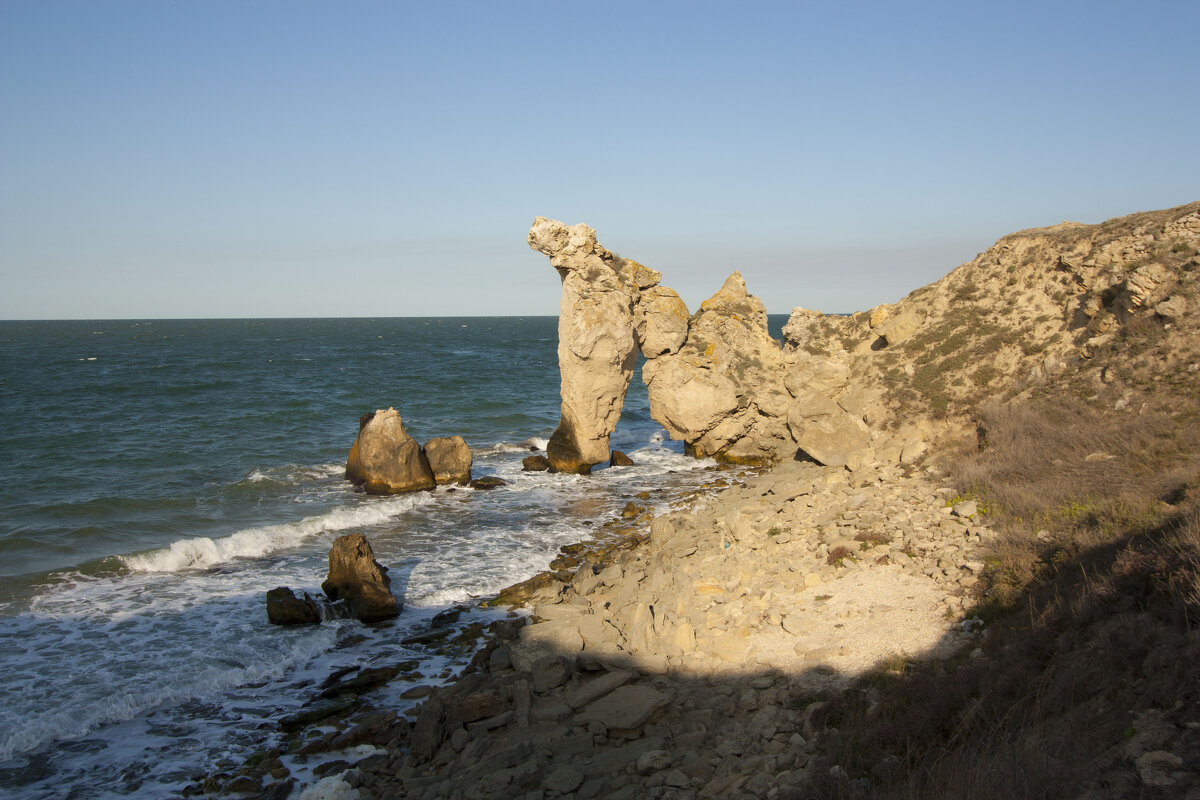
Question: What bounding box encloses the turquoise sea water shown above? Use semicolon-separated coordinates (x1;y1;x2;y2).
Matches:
0;316;784;798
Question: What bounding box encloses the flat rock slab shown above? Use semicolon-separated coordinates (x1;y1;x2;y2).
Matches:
575;684;669;734
567;669;635;710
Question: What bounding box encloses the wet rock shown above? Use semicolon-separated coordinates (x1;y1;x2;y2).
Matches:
265;587;321;626
610;450;635;467
318;666;401;698
424;436;472;485
469;476;507;490
344;407;436;494
522;454;551;471
321;533;400;622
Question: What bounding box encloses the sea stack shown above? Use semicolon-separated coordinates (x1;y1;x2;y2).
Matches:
345;407;436;494
528;218;638;473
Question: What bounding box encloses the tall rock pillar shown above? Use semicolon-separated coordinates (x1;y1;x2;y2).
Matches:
528;217;638;473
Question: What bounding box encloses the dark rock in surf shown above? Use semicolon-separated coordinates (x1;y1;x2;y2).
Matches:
470;476;507;490
522;454;551;472
610;450;635;467
425;435;473;485
345;407;436;495
265;586;321;625
322;533;400;622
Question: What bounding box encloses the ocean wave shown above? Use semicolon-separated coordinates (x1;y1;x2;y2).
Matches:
477;441;543;456
245;462;344;484
0;628;335;762
120;494;431;573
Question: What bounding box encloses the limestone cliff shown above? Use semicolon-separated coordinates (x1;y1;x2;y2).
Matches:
530;218;842;469
780;201;1200;454
532;203;1199;472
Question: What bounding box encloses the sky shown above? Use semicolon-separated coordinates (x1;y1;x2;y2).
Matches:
1;1;1197;319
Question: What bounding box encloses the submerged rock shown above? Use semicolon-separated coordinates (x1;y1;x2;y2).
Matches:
345;408;436;494
322;533;400;622
424;435;472;485
470;476;507;490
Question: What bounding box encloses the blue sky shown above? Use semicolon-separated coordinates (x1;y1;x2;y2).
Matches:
1;1;1197;319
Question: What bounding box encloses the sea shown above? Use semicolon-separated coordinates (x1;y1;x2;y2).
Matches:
0;316;787;799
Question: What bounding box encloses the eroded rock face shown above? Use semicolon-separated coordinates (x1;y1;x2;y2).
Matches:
424;435;472;485
644;273;794;463
322;533;400;622
345;408;436;494
529;218;849;467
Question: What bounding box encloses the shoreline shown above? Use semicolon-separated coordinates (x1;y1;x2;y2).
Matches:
204;453;996;799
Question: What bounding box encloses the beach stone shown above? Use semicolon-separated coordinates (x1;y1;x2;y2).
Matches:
544;765;585;794
321;533;400;622
522;454;551;471
344;407;436;494
424;436;472;485
530;654;575;693
265;586;321;625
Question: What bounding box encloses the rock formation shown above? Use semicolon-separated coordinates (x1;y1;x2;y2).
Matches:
345;408;436;494
528;218;640;473
529;218;873;468
265;586;321;625
424;435;472;485
322;533;400;622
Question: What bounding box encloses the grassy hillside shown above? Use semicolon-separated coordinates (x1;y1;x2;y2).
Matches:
788;203;1200;799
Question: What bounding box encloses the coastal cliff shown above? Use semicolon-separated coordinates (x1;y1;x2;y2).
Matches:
200;203;1200;799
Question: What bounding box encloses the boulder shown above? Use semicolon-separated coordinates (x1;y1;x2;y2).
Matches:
574;684;670;736
872;306;925;346
345;408;436;494
787;389;871;468
424;435;472;485
522;454;551;471
265;586;321;625
635;285;689;357
321;533;400;622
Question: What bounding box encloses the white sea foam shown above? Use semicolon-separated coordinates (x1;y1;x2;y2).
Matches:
121;494;431;573
0;620;337;762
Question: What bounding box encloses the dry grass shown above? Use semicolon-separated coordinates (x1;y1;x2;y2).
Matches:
788;393;1200;800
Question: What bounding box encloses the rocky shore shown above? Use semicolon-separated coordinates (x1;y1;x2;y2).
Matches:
252;453;995;800
194;202;1198;798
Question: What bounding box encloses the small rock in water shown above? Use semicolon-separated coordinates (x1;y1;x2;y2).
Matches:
522;455;551;472
322;534;400;622
610;450;635;467
265;587;321;626
470;476;508;490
